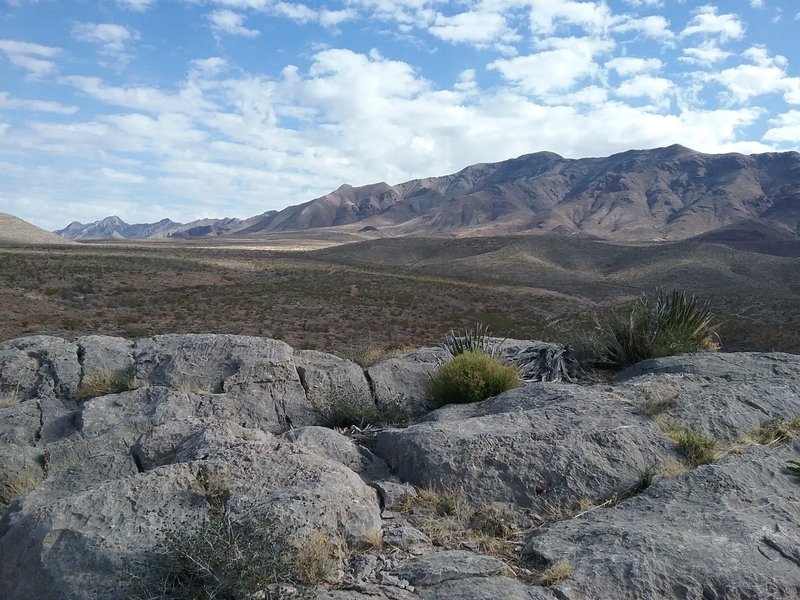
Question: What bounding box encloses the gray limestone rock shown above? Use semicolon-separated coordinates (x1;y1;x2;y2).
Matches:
523;444;800;600
0;335;81;401
393;550;510;586
294;348;375;418
286;425;377;474
76;335;134;379
618;352;800;441
367;347;447;416
374;383;679;510
420;576;558;600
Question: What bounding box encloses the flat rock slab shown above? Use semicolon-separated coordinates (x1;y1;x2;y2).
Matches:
374;383;678;510
419;576;559;600
367;347;447;415
0;335;80;401
393;550;510;586
523;444;800;600
618;352;800;441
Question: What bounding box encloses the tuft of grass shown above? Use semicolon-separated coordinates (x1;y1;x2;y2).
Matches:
78;368;139;400
293;531;341;586
313;383;412;429
749;416;800;445
632;387;678;417
581;288;720;369
658;419;718;467
536;560;573;586
468;502;516;539
428;350;520;407
0;385;21;409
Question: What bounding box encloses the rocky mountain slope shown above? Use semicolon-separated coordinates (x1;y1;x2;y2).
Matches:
241;144;800;241
1;333;799;599
54;145;800;243
0;213;73;245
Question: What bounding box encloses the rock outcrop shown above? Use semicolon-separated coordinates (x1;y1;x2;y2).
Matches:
1;333;800;599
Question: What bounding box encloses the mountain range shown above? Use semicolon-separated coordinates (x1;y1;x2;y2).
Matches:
54;145;800;242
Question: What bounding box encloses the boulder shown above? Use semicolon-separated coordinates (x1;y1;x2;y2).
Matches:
294;348;375;418
618;352;800;441
523;444;800;600
419;576;559;600
367;347;447;415
374;383;678;511
76;335;134;379
393;550;510;586
0;335;81;401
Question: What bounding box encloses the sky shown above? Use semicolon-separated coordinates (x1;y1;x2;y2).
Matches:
1;1;799;231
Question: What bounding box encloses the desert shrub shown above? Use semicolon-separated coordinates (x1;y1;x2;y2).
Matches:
583;289;719;368
428;351;520;407
78;368;139;400
127;512;339;599
441;322;499;358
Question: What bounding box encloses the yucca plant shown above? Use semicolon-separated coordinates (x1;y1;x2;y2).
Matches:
441;322;501;358
585;288;720;368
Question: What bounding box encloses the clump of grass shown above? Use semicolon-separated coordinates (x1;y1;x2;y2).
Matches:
0;384;21;409
632;387;678;417
582;288;720;369
293;531;340;586
536;559;573;586
749;416;800;445
428;351;520;407
658;419;718;467
468;502;516;538
78;368;139;400
313;383;411;429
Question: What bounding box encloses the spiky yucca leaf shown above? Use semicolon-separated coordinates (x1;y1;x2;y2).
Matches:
442;322;500;358
787;460;800;478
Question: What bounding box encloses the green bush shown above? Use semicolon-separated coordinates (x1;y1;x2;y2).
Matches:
584;289;720;368
429;351;520;407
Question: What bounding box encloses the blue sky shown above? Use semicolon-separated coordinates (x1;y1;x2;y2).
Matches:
1;0;799;230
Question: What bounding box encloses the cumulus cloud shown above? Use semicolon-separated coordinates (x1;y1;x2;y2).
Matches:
605;56;663;76
0;91;77;114
680;5;745;42
763;110;800;143
680;40;732;66
711;46;800;104
116;0;153;10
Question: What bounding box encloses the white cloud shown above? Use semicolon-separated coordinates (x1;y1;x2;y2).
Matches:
528;0;615;35
711;46;800;104
0;39;61;77
605;56;662;76
72;23;138;56
209;9;260;37
763;110;800;143
616;74;673;102
429;10;516;45
489;37;614;96
680;40;731;66
680;5;745;42
116;0;153;10
750;0;764;8
0;92;78;114
613;14;674;41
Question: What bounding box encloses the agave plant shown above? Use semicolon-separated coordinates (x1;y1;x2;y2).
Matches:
441;322;502;358
586;288;720;368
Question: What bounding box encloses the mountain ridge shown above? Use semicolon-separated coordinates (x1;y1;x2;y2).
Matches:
54;145;800;241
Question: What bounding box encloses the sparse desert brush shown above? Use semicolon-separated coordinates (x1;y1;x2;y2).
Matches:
78;368;139;400
582;288;720;369
428;351;520;407
632;386;678;417
749;416;800;445
292;530;341;586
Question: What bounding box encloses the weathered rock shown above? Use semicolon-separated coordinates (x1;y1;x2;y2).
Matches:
76;335;134;380
133;334;311;426
0;442;45;504
374;383;678;510
523;444;800;600
420;576;558;600
0;335;80;401
367;347;447;415
286;425;378;474
393;550;510;586
618;352;800;440
382;522;432;555
294;348;375;416
371;480;418;511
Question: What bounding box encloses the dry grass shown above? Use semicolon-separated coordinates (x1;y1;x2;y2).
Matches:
747;416;800;446
655;418;718;467
0;385;21;409
536;559;573;586
78;368;139;400
632;386;679;417
1;472;41;504
293;531;341;586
